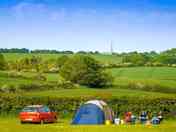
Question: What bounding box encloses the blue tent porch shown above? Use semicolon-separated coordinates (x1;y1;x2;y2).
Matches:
72;100;114;125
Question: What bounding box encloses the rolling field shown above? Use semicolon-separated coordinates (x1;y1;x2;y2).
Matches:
0;118;175;132
1;68;176;98
108;67;176;91
1;67;176;97
2;53;122;64
3;53;176;93
19;88;176;98
109;67;176;80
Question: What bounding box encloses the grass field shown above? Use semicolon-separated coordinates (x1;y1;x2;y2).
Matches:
109;67;176;80
1;69;176;98
108;67;176;90
18;88;176;98
3;53;176;93
1;66;176;98
2;53;122;64
0;118;175;132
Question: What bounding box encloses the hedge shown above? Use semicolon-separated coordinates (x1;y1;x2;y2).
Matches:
0;94;176;119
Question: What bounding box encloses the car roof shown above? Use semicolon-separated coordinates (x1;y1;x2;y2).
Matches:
26;105;44;108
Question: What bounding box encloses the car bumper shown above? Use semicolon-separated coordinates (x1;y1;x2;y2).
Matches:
20;118;41;123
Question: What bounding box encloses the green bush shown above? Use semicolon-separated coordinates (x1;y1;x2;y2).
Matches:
0;80;76;93
7;71;23;78
56;55;70;69
0;84;19;93
0;53;6;70
122;53;150;66
57;78;77;89
126;81;176;94
0;95;175;118
60;55;113;88
32;73;47;81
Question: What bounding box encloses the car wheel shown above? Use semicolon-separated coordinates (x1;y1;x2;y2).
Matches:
54;117;57;123
20;121;25;124
40;119;44;124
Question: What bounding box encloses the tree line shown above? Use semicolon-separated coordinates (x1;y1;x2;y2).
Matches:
121;49;176;67
0;48;99;54
1;48;176;71
0;48;75;54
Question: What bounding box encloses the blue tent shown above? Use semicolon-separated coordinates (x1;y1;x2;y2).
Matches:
72;100;114;125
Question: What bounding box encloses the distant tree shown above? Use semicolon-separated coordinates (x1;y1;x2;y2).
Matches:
59;55;113;88
19;57;30;70
56;55;70;69
122;52;150;66
94;51;100;54
76;51;100;54
31;49;59;54
30;49;74;54
162;48;176;55
62;51;74;54
155;55;176;65
150;51;158;56
0;53;6;70
77;51;88;54
0;48;29;53
30;56;42;72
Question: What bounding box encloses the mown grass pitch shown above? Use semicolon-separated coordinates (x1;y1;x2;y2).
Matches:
0;118;175;132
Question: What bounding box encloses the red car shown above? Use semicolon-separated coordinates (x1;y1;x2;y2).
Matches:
19;105;57;124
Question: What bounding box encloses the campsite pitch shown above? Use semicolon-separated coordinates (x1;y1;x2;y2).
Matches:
0;118;175;132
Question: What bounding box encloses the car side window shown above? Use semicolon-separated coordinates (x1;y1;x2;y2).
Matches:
39;106;50;112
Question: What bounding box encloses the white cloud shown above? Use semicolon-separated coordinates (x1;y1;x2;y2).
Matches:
49;8;66;21
11;2;48;19
10;1;69;23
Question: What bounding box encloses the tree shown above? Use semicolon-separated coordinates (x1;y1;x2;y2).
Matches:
56;55;70;69
122;52;150;66
162;48;176;56
59;55;113;88
0;53;6;70
155;55;176;65
0;48;29;53
30;56;42;72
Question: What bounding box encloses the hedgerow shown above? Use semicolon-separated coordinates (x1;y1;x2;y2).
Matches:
0;94;175;118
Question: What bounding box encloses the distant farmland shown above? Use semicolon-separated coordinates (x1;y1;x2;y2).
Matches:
2;53;122;64
0;53;176;120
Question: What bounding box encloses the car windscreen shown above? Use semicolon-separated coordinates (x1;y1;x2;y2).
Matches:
22;107;38;112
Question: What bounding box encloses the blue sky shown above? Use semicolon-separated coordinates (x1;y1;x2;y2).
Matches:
0;0;176;52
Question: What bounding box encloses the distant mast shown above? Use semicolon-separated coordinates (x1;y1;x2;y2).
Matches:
110;40;113;55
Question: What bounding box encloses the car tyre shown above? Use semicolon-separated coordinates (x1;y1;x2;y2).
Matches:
54;117;57;123
20;121;25;124
40;119;44;124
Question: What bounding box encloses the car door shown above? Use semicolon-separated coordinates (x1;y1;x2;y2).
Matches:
38;106;52;122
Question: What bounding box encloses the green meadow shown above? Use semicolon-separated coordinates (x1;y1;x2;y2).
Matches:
0;118;175;132
109;67;176;92
3;53;122;64
1;66;176;97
